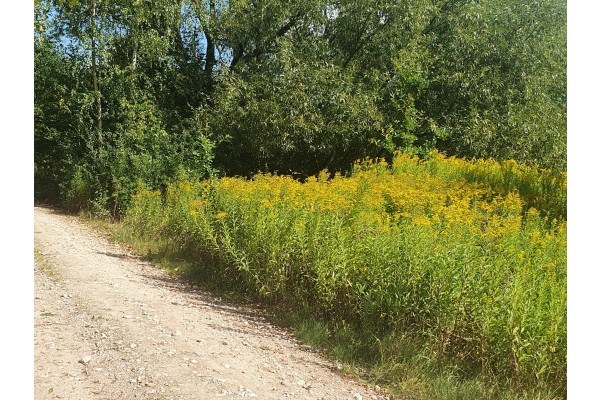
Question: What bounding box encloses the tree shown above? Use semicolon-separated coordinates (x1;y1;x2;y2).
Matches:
35;0;215;214
418;0;567;170
35;0;567;212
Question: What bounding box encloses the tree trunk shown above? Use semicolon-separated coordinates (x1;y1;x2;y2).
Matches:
90;0;103;155
131;35;138;69
204;0;216;80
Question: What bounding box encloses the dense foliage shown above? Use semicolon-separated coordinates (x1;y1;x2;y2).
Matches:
35;1;567;397
35;0;566;213
124;152;566;397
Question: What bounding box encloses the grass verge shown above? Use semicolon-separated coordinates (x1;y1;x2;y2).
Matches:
88;213;564;400
83;152;566;399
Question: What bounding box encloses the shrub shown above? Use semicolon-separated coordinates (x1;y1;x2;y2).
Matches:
124;152;566;396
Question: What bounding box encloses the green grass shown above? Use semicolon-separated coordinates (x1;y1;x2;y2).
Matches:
90;214;563;400
85;152;566;399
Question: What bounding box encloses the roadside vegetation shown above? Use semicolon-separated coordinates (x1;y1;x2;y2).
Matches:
35;0;567;398
103;151;566;399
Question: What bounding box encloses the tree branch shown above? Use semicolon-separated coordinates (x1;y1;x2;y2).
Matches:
230;11;303;69
342;17;390;69
204;0;216;75
422;0;464;36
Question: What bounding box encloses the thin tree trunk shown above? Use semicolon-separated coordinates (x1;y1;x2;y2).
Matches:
204;0;216;79
126;33;138;103
131;35;138;69
91;0;103;153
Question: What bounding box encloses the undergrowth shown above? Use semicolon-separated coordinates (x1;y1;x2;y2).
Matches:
94;151;566;400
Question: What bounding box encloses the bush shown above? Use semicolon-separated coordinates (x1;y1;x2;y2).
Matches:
61;166;94;212
123;152;566;397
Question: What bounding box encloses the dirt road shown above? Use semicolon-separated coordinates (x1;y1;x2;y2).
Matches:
34;206;387;400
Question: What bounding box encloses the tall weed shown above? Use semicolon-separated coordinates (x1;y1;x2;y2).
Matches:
123;152;566;398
